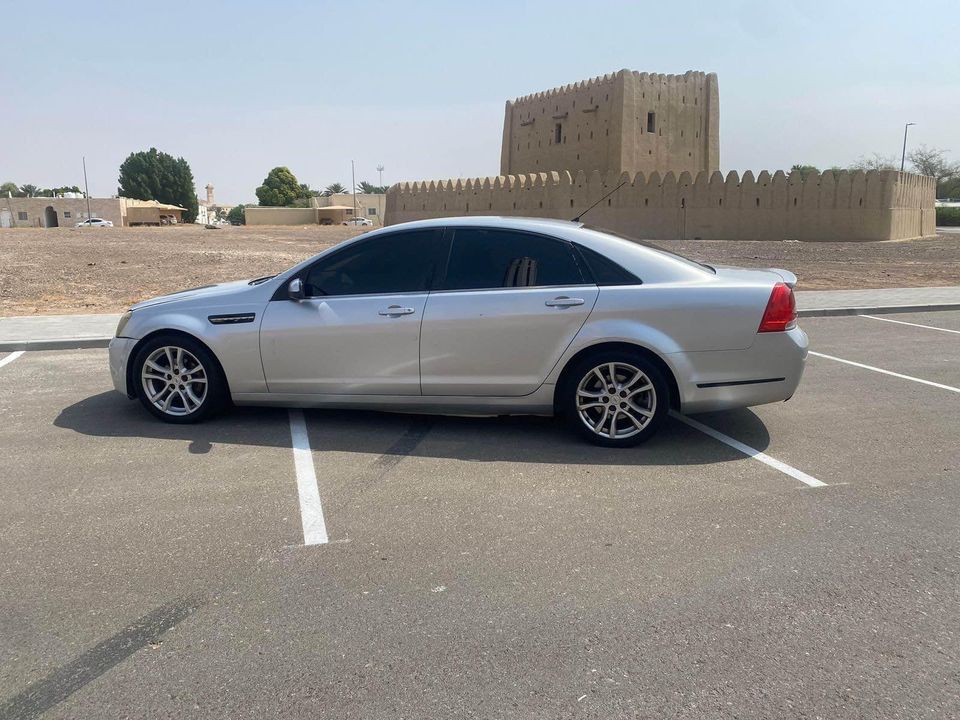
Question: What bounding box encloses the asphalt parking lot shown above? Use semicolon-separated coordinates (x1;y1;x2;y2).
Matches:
1;311;958;719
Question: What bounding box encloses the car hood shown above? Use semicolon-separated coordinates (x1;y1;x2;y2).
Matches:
711;265;798;288
130;279;259;310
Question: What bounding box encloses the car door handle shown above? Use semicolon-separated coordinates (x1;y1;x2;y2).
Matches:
544;296;585;307
378;305;416;316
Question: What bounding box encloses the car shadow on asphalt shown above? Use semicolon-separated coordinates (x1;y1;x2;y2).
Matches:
55;391;772;467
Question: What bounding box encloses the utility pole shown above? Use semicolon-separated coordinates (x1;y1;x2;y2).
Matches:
82;156;93;222
376;164;384;189
351;160;357;220
900;122;916;172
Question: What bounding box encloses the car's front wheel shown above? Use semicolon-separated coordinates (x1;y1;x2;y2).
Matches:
560;350;668;447
133;335;226;423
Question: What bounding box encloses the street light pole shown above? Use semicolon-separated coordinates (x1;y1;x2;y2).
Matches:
82;156;93;222
376;164;384;188
900;122;916;172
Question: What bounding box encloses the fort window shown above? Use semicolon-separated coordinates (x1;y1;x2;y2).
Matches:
793;198;798;206
681;198;686;208
570;199;574;207
64;211;72;218
465;202;469;212
647;112;656;133
18;211;27;221
719;198;723;206
555;123;562;144
756;198;761;207
539;201;543;208
644;198;649;206
607;198;611;206
859;197;863;206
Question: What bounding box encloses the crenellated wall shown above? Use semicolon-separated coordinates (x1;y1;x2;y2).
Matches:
385;169;936;242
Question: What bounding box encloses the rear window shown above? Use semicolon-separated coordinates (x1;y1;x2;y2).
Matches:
574;244;641;285
583;225;716;273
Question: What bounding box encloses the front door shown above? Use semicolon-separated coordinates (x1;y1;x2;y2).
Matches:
260;229;447;395
420;227;598;396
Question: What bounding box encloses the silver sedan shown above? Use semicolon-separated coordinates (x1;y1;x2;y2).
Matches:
108;217;807;447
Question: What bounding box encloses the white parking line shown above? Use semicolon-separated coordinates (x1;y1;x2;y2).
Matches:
809;351;960;394
288;409;329;545
669;411;826;488
0;351;25;369
861;314;960;335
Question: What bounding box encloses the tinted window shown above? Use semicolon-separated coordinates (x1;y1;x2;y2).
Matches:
441;228;584;291
303;230;444;296
575;244;641;285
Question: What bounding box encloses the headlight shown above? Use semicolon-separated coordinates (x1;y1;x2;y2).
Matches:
115;310;133;337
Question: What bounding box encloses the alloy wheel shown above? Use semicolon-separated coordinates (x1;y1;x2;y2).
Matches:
140;346;209;417
575;361;657;439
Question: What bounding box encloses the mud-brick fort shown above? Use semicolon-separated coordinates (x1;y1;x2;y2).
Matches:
386;69;936;241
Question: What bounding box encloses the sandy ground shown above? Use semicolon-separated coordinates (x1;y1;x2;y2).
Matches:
1;224;958;315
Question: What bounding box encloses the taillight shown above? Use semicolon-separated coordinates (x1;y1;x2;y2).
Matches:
758;282;797;332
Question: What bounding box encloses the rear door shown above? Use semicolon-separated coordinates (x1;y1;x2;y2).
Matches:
419;227;599;396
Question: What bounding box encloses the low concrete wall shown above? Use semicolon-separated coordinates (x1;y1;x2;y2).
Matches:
386;169;936;242
245;207;318;225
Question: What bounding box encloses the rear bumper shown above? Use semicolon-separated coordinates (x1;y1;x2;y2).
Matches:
108;337;136;396
672;326;808;414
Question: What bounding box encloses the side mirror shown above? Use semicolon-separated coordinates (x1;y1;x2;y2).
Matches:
288;278;305;301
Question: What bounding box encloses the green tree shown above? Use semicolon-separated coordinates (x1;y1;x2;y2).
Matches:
256;167;310;206
788;164;819;179
118;148;199;222
19;184;39;198
357;180;388;194
49;185;82;196
1;181;20;197
907;145;960;197
322;182;347;196
850;153;898;171
227;204;246;224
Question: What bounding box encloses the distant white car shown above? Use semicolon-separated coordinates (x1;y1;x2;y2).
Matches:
76;218;114;228
342;216;373;226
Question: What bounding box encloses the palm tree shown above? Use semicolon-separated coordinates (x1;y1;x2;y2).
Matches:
322;182;347;196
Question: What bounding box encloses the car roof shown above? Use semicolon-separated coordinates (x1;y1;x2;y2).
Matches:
380;216;584;234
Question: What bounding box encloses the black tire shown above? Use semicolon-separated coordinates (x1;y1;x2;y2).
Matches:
559;349;669;447
132;334;227;424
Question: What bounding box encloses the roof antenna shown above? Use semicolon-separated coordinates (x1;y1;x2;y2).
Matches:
571;180;627;222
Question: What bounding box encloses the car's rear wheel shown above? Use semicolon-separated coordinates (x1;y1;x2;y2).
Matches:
560;350;668;447
133;335;226;423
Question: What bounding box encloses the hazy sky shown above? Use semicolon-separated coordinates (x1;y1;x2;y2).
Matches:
2;0;957;205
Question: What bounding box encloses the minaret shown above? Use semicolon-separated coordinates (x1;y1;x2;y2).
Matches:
205;184;214;207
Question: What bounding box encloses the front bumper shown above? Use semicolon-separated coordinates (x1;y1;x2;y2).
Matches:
108;337;136;396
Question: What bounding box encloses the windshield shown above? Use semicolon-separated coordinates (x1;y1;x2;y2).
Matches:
583;224;716;273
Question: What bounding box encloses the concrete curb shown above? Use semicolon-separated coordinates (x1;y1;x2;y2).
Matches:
797;303;960;318
0;337;113;352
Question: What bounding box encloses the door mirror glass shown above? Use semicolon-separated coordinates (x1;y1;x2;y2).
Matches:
288;277;304;300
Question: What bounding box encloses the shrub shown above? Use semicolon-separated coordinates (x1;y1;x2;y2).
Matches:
936;206;960;226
